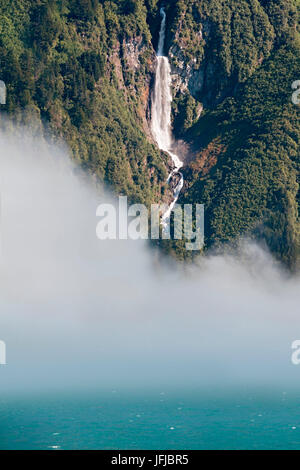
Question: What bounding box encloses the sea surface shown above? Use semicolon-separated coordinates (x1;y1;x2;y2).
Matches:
1;389;300;450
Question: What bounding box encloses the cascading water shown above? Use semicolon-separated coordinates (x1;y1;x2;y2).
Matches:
151;7;184;225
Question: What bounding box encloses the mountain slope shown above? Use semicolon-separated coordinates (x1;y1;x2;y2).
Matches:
164;0;300;268
0;0;299;267
0;0;168;205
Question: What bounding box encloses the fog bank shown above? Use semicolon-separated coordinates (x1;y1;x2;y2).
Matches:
0;127;300;393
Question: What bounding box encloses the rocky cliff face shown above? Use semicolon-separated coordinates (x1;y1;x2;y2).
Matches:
168;21;207;98
109;34;156;139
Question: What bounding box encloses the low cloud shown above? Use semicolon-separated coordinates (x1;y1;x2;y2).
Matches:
0;125;300;393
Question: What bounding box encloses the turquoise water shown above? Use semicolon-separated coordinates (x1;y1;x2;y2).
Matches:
1;389;300;450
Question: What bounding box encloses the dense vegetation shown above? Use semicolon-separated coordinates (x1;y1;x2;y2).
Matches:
180;45;300;268
0;0;299;267
0;0;168;204
164;0;300;268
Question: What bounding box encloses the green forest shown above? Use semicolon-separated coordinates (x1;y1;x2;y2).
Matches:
170;0;300;268
0;0;168;205
0;0;299;268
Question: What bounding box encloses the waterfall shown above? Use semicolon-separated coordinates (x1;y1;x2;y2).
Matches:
151;7;184;225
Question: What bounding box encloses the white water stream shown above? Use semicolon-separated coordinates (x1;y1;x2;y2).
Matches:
151;7;184;225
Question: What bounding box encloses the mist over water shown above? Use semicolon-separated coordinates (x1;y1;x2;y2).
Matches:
0;126;300;396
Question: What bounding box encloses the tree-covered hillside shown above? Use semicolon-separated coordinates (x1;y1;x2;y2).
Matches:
165;0;300;268
0;0;168;205
0;0;299;268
